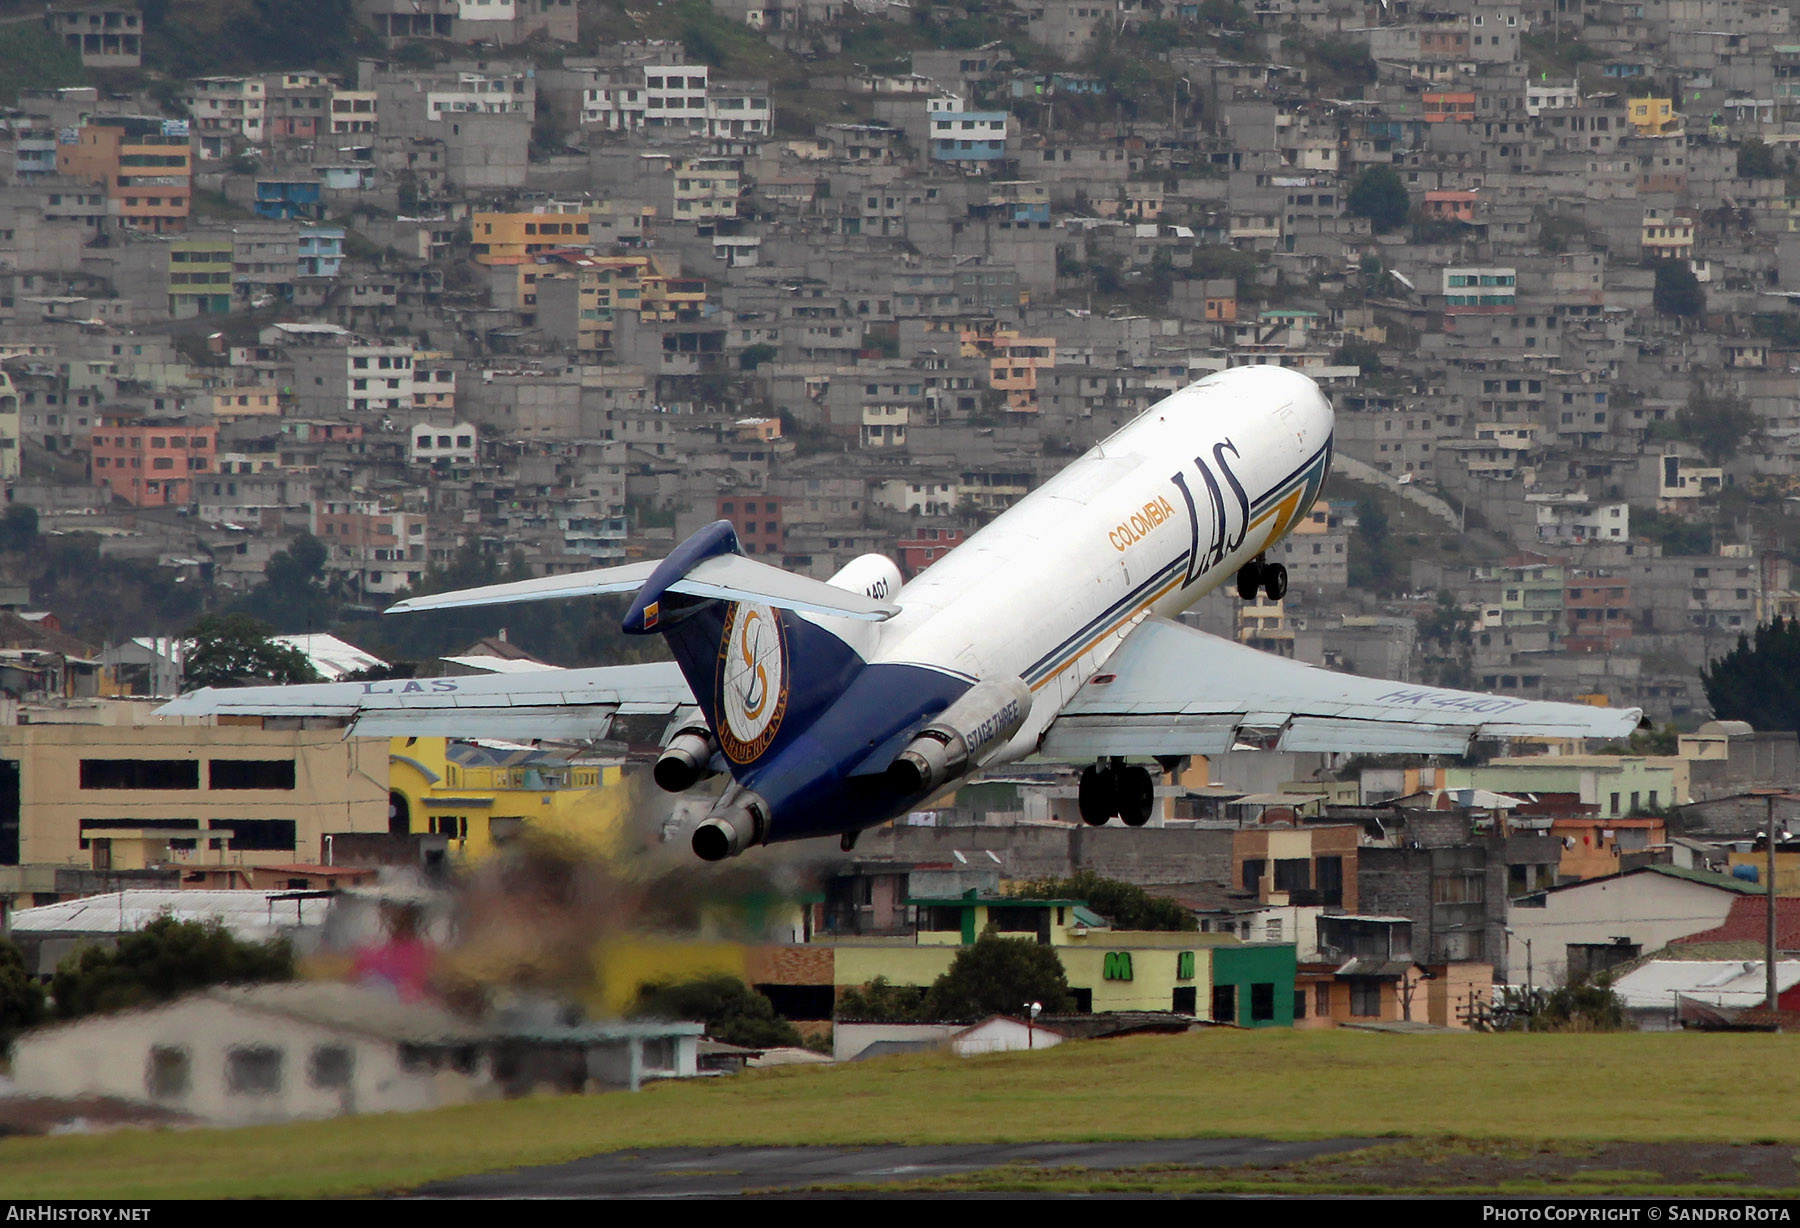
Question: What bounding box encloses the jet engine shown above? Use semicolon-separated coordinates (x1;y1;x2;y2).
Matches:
691;784;769;862
886;677;1033;796
654;723;719;793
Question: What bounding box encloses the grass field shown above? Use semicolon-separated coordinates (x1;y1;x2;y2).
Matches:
3;1029;1798;1198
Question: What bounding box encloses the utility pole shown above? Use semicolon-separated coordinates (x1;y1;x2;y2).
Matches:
1768;794;1780;1021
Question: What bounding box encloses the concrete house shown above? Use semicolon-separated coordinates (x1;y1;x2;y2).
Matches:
11;981;705;1124
1504;865;1764;990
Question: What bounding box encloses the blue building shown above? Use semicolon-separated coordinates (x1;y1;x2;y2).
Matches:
297;225;345;278
254;179;324;221
929;108;1009;164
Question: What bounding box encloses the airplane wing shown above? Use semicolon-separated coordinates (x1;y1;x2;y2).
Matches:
1039;617;1644;758
387;553;898;621
156;661;695;741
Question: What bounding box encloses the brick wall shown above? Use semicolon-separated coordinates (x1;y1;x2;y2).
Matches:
745;945;835;985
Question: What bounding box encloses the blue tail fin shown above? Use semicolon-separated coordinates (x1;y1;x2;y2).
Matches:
623;522;865;779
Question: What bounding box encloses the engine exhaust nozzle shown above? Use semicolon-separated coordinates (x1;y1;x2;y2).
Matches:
691;787;769;861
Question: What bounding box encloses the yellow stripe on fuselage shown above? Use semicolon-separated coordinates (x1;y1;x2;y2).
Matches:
1028;575;1185;694
1030;461;1322;695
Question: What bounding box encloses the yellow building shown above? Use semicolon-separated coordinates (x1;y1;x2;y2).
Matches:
469;210;592;265
0;722;388;870
1726;839;1800;896
471;209;593;314
1628;97;1679;134
1641;209;1695;261
386;737;633;860
208;387;282;419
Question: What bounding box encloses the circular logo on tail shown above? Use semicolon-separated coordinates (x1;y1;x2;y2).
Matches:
717;601;789;763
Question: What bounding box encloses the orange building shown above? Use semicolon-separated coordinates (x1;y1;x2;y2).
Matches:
57;116;192;234
1551;816;1667;882
1202;279;1237;323
1422;92;1476;123
1297;961;1489;1029
1564;570;1632;653
90;417;216;507
716;494;784;557
960;326;1056;412
1423;190;1478;223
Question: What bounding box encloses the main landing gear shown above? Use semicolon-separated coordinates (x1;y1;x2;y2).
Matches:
1078;759;1156;828
1235;555;1288;601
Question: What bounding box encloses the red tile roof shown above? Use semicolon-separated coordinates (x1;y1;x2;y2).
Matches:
1672;895;1800;948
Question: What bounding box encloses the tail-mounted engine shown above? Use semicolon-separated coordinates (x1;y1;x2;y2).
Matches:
886;676;1033;796
655;723;719;793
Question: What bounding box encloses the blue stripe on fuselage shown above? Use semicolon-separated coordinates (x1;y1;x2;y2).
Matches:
1020;437;1332;685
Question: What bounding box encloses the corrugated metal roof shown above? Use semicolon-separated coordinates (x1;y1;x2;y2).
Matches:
9;890;328;940
1612;960;1800;1010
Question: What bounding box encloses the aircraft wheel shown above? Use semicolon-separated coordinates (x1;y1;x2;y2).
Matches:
1077;764;1115;826
1235;561;1263;600
1118;765;1155;828
1262;563;1288;601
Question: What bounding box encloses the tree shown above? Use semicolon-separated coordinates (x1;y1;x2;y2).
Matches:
1653;260;1705;319
1739;138;1778;179
1598;723;1679;756
836;975;929;1022
1702;616;1800;731
1417;590;1475;689
50;916;292;1020
631;974;802;1048
1332;339;1383;375
1632;505;1712;555
1307;38;1377;88
181;613;320;689
1348;494;1402;594
0;504;38;553
739;343;778;371
1676;384;1758;464
0;936;45;1045
1497;977;1629;1032
231;532;337;629
1011;871;1196;931
921;930;1077;1020
1346;166;1410;234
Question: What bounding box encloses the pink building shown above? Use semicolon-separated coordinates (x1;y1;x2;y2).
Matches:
90;418;215;507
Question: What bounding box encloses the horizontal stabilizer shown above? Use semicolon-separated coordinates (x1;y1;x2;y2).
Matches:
669;553;898;620
387;553;898;621
386;561;663;614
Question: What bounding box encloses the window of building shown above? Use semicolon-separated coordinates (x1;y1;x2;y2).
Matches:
1273;858;1310;892
1250;982;1275;1022
80;759;199;790
1240;858;1265;892
208;759;296;790
146;1045;190;1099
215;819;297;851
226;1045;283;1095
309;1045;354;1089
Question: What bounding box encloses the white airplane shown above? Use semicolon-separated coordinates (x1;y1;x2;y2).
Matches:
161;367;1643;860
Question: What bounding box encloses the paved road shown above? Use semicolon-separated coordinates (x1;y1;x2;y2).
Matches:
413;1138;1385;1198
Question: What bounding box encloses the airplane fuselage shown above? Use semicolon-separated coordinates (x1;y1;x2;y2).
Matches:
158;364;1648;863
696;365;1336;852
